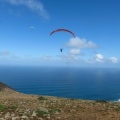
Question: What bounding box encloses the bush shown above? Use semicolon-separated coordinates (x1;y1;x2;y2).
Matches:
48;108;61;114
9;104;18;109
0;104;6;111
38;96;48;101
95;100;108;103
36;110;48;116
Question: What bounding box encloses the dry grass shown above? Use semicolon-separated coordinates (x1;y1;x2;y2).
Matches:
0;82;120;120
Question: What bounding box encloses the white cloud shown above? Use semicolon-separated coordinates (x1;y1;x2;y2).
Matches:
69;48;80;55
95;54;104;63
109;57;119;63
67;37;97;49
4;0;49;19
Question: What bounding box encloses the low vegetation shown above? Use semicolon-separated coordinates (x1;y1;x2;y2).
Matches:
0;104;5;111
0;82;120;120
95;100;108;103
38;96;48;101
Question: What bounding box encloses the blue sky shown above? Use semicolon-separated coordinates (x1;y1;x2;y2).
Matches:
0;0;120;67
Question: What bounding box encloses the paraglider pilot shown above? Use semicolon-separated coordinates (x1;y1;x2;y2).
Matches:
60;48;63;52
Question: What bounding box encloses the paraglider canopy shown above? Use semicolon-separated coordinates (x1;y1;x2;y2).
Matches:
50;28;75;37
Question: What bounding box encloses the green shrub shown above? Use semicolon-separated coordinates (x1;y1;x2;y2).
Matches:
0;104;5;111
36;110;48;116
9;104;18;109
48;108;61;114
38;96;48;101
95;100;108;103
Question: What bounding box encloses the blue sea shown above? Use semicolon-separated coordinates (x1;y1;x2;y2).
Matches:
0;66;120;102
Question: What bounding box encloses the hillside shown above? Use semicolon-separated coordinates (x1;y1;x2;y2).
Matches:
0;81;120;120
0;82;15;92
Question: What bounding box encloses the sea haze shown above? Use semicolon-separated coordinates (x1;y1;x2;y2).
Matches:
0;66;120;101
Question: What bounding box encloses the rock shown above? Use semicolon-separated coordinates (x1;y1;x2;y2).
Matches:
0;118;5;120
70;109;76;112
46;116;51;120
5;112;10;116
32;111;37;117
56;117;61;119
12;116;20;120
38;118;43;120
39;107;48;113
5;116;11;119
4;112;11;119
11;113;16;117
21;115;28;119
55;111;60;115
73;106;77;108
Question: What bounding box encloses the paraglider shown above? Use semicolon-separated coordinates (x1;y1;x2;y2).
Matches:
50;28;75;37
60;48;63;52
50;28;75;52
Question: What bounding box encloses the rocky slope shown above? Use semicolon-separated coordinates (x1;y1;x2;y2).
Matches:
0;82;120;120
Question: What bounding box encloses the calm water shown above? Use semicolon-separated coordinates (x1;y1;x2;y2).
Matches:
0;66;120;101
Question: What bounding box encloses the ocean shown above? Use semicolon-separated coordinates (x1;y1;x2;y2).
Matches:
0;66;120;102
